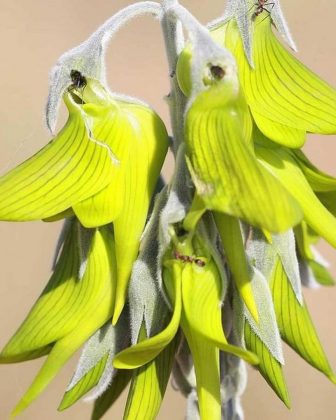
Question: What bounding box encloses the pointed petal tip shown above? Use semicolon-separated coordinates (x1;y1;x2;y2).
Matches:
284;396;292;410
244;294;259;325
329;373;336;385
112;303;123;326
57;397;72;412
11;399;28;418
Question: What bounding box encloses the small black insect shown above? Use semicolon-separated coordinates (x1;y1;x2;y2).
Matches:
69;69;87;90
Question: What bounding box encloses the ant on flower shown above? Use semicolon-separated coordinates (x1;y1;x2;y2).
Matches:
173;249;206;267
253;0;275;19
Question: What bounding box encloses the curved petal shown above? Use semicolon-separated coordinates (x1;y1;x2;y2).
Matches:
181;261;258;365
271;258;336;382
224;18;336;145
123;333;177;420
113;263;182;369
291;149;336;192
0;221;116;361
8;224;116;416
112;105;169;324
185;88;303;232
92;370;132;420
0;95;115;221
214;212;259;322
256;143;336;248
58;354;109;411
244;321;291;408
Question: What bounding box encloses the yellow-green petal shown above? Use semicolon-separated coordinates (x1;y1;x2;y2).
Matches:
224;17;336;146
214;212;259;322
271;258;336;382
181;326;221;420
0;222;116;361
58;354;109;411
113;263;182;369
180;260;258;365
256;143;336;248
123;335;177;420
291;150;336;192
185;88;302;232
0;95;115;221
244;321;291;408
92;370;132;420
4;223;116;416
112;105;169;324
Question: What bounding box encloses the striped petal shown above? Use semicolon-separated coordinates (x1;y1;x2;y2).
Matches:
180;258;259;365
271;258;336;382
58;355;109;411
113;263;182;369
214;212;259;322
185;85;302;232
0;94;115;221
256;141;336;248
123;330;177;420
1;220;116;415
111;105;169;324
223;17;336;146
92;370;132;420
244;322;290;408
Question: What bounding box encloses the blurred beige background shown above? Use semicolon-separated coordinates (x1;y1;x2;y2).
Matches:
0;0;336;419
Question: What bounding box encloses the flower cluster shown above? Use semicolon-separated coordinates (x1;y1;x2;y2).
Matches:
1;0;336;419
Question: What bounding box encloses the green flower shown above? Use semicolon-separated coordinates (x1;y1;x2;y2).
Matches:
0;77;169;322
210;12;336;147
0;219;116;416
113;229;258;419
254;127;336;249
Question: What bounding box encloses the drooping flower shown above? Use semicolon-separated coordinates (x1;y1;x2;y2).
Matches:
0;218;116;415
1;1;336;418
209;0;336;148
0;77;169;322
113;227;259;419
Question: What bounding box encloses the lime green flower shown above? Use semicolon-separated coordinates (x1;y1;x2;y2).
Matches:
0;218;116;416
1;1;336;419
254;127;336;249
244;228;336;408
0;77;169;322
209;2;336;148
113;229;258;419
184;68;302;233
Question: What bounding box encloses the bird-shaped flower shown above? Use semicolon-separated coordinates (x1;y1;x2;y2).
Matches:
0;76;169;322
